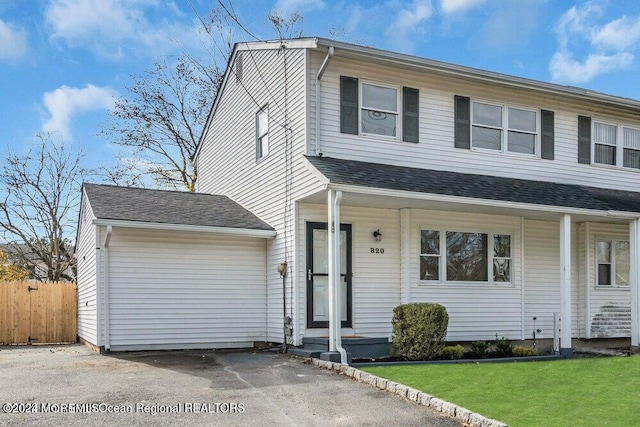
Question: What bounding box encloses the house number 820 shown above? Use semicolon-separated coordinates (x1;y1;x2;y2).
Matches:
370;248;385;254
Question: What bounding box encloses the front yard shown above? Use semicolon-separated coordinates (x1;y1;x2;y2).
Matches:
362;356;640;427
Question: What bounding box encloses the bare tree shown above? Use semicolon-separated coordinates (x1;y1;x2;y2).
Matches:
0;135;82;281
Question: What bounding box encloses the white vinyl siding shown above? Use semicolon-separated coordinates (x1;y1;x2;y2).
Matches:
76;195;98;345
310;52;640;193
197;47;323;344
106;228;267;350
522;220;561;340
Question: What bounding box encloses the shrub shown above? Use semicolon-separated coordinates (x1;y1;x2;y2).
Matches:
470;340;491;358
493;335;514;357
440;345;464;360
391;303;448;360
513;345;537;357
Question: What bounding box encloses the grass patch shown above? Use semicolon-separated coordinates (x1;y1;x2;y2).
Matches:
362;357;640;426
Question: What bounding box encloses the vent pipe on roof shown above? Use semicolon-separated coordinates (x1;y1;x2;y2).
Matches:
315;46;334;156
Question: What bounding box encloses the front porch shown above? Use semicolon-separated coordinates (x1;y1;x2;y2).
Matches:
290;156;640;363
288;336;390;361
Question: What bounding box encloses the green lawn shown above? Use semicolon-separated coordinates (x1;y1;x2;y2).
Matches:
361;357;640;427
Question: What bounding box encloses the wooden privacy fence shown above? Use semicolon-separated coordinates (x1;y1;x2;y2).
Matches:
0;281;77;345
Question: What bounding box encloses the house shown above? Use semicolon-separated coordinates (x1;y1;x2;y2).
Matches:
77;37;640;362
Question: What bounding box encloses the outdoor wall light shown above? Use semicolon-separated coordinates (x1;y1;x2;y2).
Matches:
373;229;382;242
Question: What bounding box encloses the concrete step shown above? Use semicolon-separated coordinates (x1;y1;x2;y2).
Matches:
287;347;322;359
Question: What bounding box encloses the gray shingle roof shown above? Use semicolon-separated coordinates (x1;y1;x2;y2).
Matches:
83;184;273;231
306;156;640;213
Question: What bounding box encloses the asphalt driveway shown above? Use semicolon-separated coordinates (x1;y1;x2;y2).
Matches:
0;344;461;426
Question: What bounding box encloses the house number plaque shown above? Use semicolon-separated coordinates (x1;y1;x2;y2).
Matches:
370;247;385;254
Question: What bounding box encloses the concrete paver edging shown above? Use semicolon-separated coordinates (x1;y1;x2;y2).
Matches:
311;358;508;427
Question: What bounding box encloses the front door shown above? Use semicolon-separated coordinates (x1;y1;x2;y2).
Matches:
306;222;352;328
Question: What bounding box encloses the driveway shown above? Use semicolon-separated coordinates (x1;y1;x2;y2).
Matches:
0;345;461;426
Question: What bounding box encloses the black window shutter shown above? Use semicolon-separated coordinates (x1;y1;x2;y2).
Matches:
454;95;471;149
402;87;419;143
340;76;358;135
578;115;591;164
541;109;555;160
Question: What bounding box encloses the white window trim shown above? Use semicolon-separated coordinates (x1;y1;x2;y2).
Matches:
595;236;630;289
256;104;269;161
359;80;401;141
419;228;514;286
591;120;640;171
471;99;540;157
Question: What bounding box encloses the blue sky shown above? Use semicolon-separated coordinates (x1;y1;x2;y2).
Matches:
2;0;640;171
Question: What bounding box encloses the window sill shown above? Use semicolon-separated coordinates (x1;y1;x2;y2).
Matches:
594;285;630;291
418;280;515;288
590;162;640;173
359;132;403;143
470;147;539;160
255;155;270;165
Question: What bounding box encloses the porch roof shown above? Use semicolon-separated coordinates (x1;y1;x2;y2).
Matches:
305;156;640;216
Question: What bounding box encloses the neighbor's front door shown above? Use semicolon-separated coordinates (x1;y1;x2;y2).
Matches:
306;222;352;328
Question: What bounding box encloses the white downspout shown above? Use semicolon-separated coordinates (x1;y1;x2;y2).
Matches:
103;225;112;351
315;46;334;156
333;190;348;364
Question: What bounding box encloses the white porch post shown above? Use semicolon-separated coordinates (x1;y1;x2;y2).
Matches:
327;189;337;353
560;214;573;356
400;208;411;304
630;219;640;351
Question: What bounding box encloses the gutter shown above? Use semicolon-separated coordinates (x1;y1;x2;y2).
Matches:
92;219;276;239
315;46;334;155
103;225;112;351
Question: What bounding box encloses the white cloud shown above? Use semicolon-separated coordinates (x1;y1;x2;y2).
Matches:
554;1;603;49
0;18;28;62
42;84;118;140
273;0;325;12
440;0;487;14
549;51;633;84
385;0;433;53
591;16;640;51
550;2;640;83
45;0;196;60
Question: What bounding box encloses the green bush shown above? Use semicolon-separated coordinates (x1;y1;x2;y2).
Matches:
493;335;514;357
470;340;491;358
440;345;464;360
513;345;537;357
391;303;448;360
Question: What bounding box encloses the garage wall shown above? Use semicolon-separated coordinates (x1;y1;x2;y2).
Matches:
106;227;267;351
76;195;98;346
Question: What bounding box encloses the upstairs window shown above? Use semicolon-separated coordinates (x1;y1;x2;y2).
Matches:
340;76;419;143
623;127;640;169
593;122;617;165
256;105;269;160
361;82;398;137
579;117;640;170
597;239;629;286
472;101;537;155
